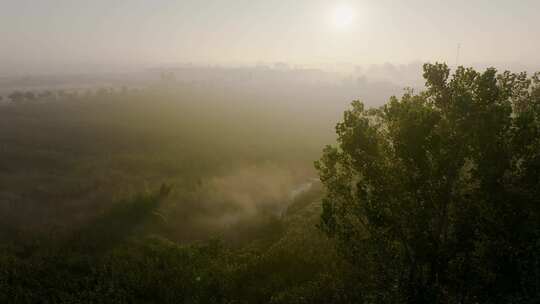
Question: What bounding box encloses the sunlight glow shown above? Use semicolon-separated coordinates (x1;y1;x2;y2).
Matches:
332;5;355;29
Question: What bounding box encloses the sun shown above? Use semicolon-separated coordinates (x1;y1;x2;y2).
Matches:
332;5;355;29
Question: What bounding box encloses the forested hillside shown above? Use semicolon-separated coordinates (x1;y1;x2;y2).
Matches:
1;64;539;303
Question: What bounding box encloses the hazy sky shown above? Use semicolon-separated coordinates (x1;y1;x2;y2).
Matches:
1;0;539;73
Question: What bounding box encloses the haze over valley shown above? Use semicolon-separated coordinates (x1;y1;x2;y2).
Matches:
1;1;539;303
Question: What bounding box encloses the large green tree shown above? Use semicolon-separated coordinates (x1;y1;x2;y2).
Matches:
316;63;540;303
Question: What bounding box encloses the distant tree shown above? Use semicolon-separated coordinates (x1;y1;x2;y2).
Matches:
160;71;176;82
316;63;540;303
56;89;66;99
8;91;25;103
24;91;35;101
66;91;79;99
96;87;109;96
83;89;94;98
39;90;56;99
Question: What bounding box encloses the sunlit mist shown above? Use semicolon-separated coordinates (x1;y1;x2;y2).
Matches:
331;5;355;30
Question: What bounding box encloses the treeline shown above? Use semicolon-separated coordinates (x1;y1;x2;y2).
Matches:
3;86;140;103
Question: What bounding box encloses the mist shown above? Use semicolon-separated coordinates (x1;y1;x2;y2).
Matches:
1;1;539;303
2;0;540;76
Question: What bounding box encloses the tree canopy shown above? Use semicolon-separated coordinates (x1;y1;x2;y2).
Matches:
316;63;540;303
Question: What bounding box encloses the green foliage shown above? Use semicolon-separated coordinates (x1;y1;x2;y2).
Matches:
0;236;229;303
66;185;171;254
0;184;349;304
316;63;540;303
4;64;539;303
